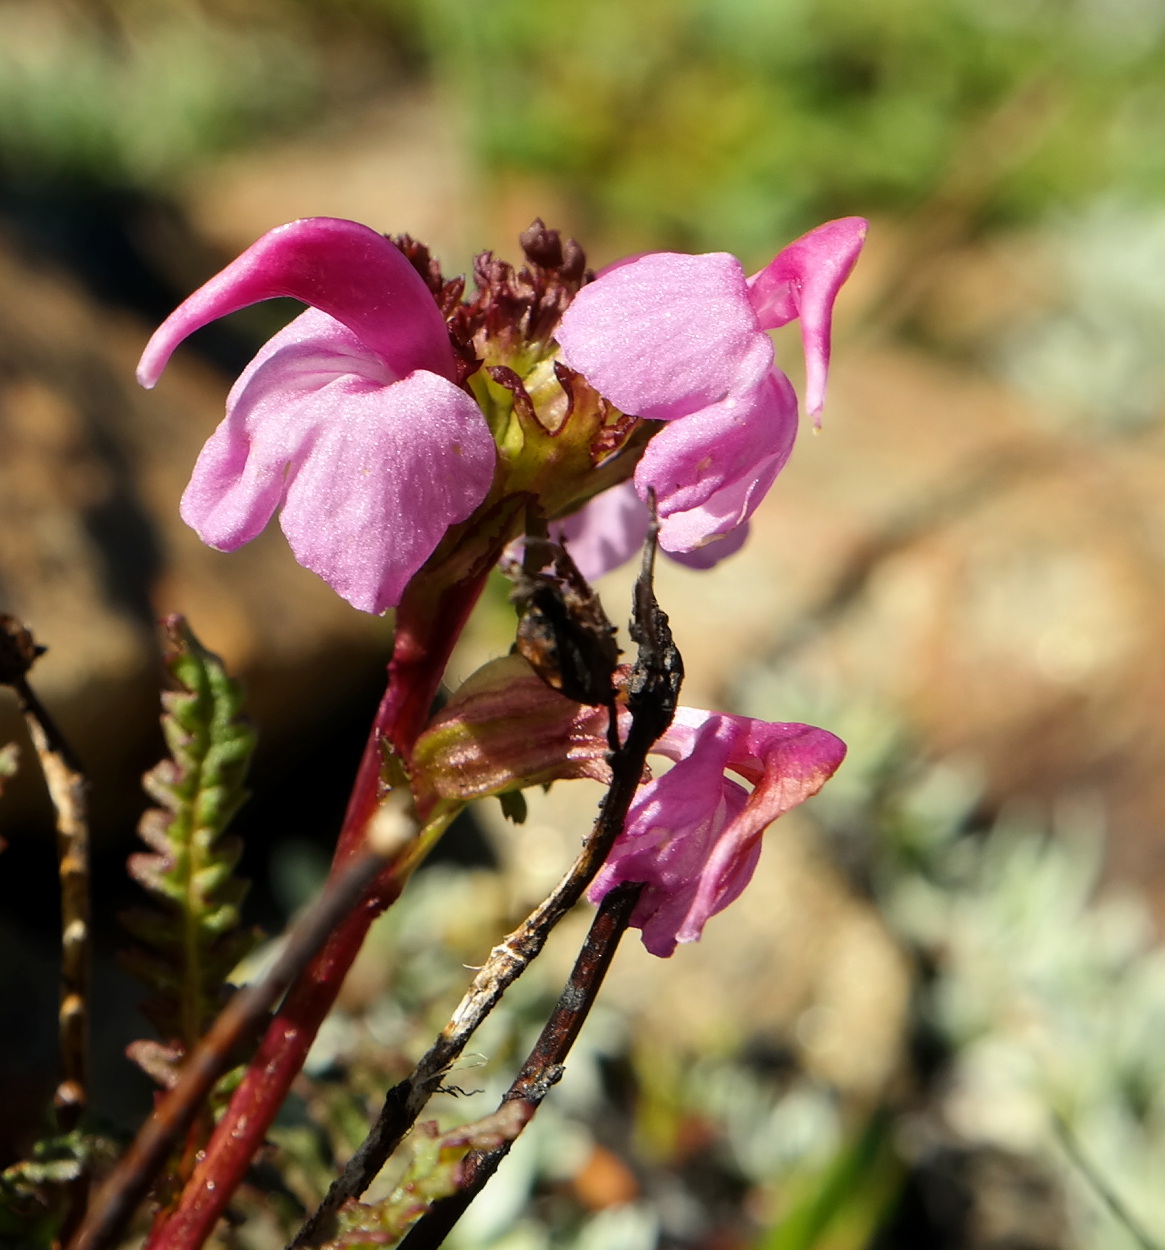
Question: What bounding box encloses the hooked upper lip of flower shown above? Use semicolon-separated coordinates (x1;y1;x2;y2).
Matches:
553;218;867;578
588;705;847;958
138;217;498;615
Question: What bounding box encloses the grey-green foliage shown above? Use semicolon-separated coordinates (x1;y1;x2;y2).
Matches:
997;201;1165;432
735;661;1165;1247
10;0;1165;262
120;615;259;1065
884;777;1165;1249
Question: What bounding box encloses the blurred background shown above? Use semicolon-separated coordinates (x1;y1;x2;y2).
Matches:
4;0;1165;1246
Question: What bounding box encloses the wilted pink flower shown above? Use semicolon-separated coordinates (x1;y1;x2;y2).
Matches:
138;217;497;614
555;218;867;578
589;706;846;957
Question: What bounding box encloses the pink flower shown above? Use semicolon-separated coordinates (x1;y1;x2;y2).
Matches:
138;218;497;614
555;218;867;578
589;707;846;957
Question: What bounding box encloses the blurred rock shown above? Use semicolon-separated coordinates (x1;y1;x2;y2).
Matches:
746;338;1165;925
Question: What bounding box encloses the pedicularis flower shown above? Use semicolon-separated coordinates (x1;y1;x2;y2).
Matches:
139;214;865;607
412;656;846;957
587;707;846;957
138;218;499;614
555;218;868;576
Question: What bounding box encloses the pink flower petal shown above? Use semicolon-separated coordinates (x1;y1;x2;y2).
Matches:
636;782;752;958
634;369;798;550
138;217;454;388
676;723;846;944
556;252;773;421
180;309;495;613
662;522;751;570
590;716;745;957
591;709;846;956
279;368;493;613
747;217;868;420
552;480;651;582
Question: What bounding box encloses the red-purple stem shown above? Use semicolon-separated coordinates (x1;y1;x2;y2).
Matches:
144;568;491;1250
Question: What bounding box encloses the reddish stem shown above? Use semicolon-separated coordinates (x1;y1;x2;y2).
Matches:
145;569;491;1250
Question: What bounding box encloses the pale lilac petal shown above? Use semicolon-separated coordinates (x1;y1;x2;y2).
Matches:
138;217;454;388
748;218;867;420
181;308;495;613
553;481;650;581
556;252;773;421
180;419;288;552
649;704;717;763
279;370;495;614
656;467;775;552
635;369;798;550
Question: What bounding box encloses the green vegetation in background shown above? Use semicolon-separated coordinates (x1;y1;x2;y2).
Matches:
0;1;317;187
7;0;1165;262
382;0;1165;257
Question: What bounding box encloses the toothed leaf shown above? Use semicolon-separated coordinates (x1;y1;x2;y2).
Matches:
120;615;261;1070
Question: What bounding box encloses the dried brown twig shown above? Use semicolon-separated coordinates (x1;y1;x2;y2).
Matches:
67;798;417;1250
291;510;681;1249
0;615;91;1134
397;881;643;1250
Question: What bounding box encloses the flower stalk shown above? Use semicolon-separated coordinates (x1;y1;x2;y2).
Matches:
291;528;682;1246
139;554;504;1250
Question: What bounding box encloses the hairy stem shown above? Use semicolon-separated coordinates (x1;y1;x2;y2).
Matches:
398;882;642;1250
140;570;491;1250
23;678;91;1134
291;522;682;1247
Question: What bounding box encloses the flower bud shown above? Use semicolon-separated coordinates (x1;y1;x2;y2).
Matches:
411;655;611;804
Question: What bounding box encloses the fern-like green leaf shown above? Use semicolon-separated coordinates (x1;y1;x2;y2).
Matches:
121;615;260;1066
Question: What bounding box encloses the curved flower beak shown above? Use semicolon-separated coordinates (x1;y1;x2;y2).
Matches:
138;218;497;613
590;710;847;957
748;217;868;421
138;217;457;388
